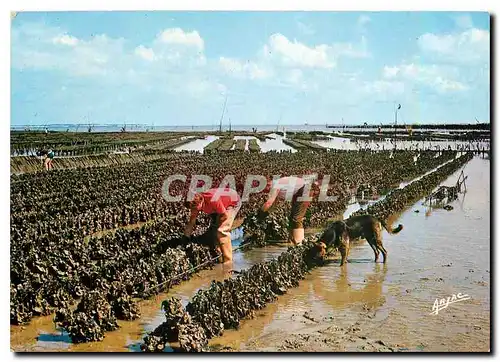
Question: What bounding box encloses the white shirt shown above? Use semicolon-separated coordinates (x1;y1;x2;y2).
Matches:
272;177;307;198
263;176;317;209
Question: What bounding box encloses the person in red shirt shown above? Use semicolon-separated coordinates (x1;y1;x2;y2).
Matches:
184;188;241;263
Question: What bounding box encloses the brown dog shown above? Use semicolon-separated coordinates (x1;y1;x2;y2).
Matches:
318;214;403;265
317;220;351;266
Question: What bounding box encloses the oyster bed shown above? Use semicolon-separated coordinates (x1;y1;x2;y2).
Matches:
12;224;218;343
248;139;260;152
10;132;184;157
10;150;458;345
282;138;326;151
141;240;324;352
140;152;473;352
350;152;474;221
10;130;273;157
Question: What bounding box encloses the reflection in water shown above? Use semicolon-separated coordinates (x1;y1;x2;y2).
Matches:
312;138;489;153
37;331;72;344
213;261;391;351
311;262;388;312
36;330;72;350
258;134;296;153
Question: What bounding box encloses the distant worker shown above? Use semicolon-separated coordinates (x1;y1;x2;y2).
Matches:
259;176;319;245
44;149;54;171
184;188;241;263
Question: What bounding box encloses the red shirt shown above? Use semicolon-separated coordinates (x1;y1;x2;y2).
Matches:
197;188;240;215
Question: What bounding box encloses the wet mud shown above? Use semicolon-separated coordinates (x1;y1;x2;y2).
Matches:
219;157;490;352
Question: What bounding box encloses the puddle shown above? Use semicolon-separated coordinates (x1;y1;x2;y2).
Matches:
175;136;220;153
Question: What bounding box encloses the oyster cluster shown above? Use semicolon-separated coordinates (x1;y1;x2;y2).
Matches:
241;204;290;247
239;152;457;249
186;240;325;335
141;240;325;352
141;297;208;352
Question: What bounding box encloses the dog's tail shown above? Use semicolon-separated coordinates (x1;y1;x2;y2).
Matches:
380;219;403;234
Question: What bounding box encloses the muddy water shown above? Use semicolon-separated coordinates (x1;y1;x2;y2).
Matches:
220;157;490;352
174;135;219;153
233;136;259;151
256;133;296;153
173;134;296;153
314;136;358;150
11;157;489;352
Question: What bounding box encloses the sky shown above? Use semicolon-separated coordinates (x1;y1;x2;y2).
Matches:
10;11;490;127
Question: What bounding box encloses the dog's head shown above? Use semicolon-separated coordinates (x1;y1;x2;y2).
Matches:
315;241;327;258
318;221;350;253
307;241;327;264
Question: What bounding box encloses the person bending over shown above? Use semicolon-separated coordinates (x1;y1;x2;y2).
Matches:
44;149;54;171
259;176;318;245
184;187;241;263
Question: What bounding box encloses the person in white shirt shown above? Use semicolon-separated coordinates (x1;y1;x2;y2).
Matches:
259;175;319;245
